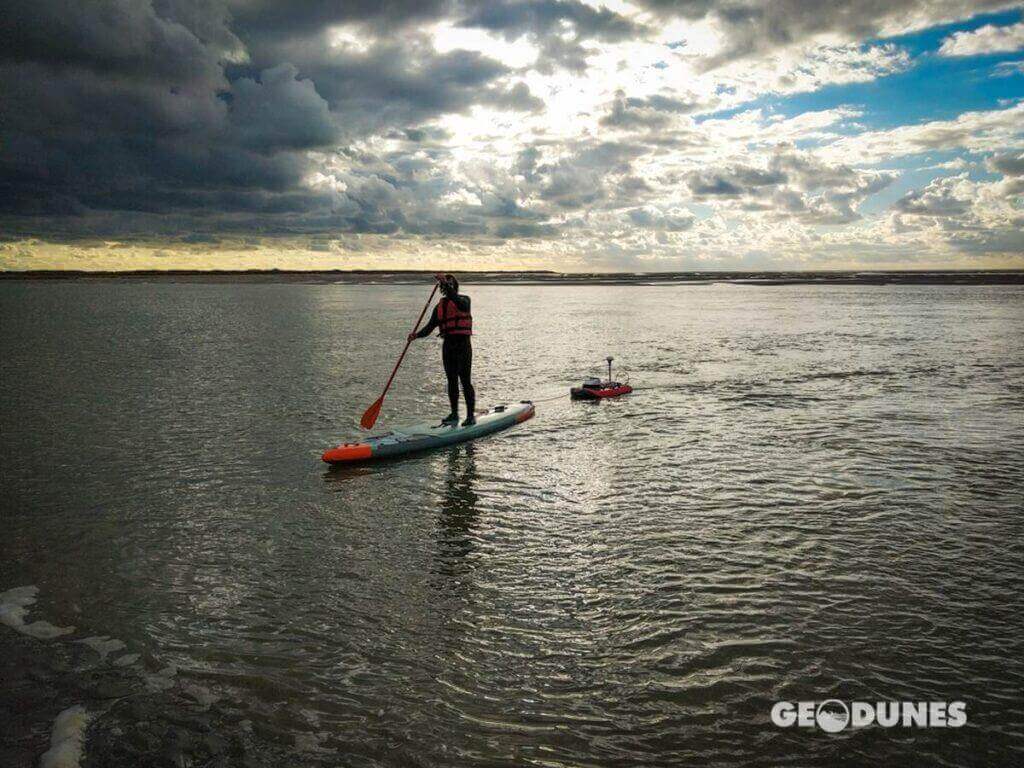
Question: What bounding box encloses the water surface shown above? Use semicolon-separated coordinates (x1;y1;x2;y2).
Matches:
2;281;1023;766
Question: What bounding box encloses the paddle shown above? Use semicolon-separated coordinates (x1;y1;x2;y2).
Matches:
360;278;441;430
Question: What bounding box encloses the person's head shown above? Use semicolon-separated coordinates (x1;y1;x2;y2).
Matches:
441;273;459;296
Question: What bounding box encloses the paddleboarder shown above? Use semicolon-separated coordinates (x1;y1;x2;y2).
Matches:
408;274;476;426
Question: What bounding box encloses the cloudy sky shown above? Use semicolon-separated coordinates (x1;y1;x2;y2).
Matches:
1;0;1023;271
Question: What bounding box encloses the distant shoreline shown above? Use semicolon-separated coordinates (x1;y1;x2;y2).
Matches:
2;269;1024;286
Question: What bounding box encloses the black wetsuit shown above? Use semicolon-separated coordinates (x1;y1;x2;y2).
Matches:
416;295;475;417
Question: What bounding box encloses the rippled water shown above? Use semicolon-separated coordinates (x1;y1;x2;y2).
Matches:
2;280;1023;766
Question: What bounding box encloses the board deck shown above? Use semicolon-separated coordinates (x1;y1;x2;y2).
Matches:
322;401;535;464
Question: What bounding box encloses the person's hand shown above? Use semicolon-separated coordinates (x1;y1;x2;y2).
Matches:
407;332;416;342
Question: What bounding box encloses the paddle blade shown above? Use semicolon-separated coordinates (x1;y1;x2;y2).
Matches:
360;397;383;430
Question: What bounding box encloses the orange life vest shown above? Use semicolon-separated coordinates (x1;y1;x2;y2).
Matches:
438;297;472;336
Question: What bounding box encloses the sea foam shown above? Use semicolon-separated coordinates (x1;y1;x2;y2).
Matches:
39;705;90;768
0;586;74;639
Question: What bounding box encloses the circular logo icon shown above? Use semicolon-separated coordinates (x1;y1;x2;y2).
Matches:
816;700;850;733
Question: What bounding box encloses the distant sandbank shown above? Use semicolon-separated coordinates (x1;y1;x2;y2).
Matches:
2;269;1023;286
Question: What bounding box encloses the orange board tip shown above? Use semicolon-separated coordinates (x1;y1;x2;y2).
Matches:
322;443;373;463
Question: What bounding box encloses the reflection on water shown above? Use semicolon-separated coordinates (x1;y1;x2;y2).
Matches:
435;445;481;574
2;281;1023;766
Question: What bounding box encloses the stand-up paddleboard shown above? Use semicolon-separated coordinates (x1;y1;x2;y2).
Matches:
323;401;535;464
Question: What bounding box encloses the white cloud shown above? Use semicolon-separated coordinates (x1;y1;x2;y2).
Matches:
993;59;1024;76
938;21;1024;57
886;172;1024;254
919;156;974;171
819;102;1024;164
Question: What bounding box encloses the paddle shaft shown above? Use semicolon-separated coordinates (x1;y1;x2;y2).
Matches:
372;282;439;409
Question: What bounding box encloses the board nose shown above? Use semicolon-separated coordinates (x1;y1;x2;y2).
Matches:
322;443;373;463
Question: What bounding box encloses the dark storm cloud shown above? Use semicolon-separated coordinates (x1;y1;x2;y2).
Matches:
0;0;243;83
458;0;647;72
230;64;337;151
0;0;333;228
459;0;644;43
0;54;332;212
0;0;547;239
227;0;453;39
287;43;533;132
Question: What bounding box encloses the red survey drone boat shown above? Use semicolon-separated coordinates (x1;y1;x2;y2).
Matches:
571;357;633;400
